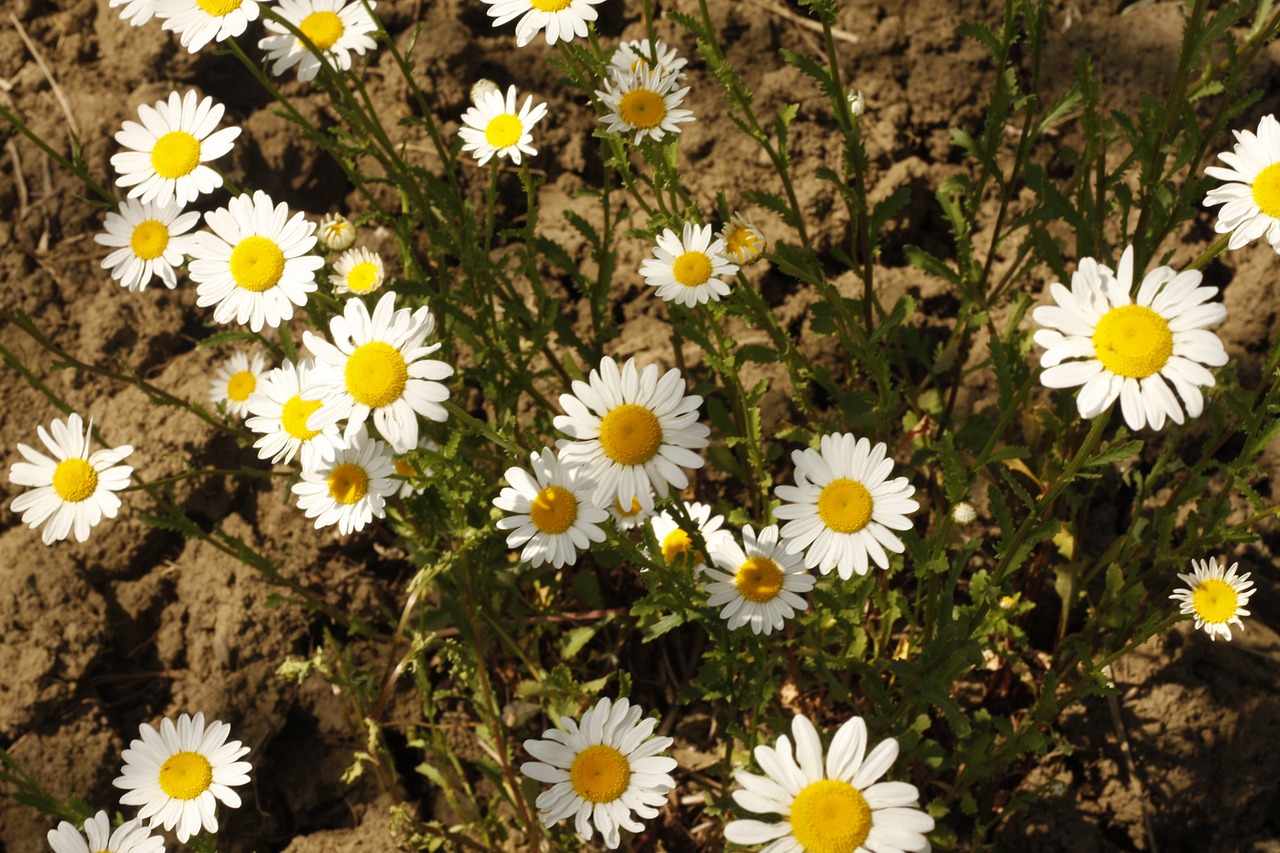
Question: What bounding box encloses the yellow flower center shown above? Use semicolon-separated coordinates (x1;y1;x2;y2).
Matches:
818;478;874;534
1252;162;1280;219
1092;304;1173;379
727;225;764;262
789;779;873;853
130;220;170;260
661;528;703;568
328;462;369;505
150;131;201;180
158;751;213;801
672;251;712;287
345;341;408;408
1192;578;1239;624
618;89;667;130
197;0;243;14
569;744;631;804
225;370;256;402
614;496;642;517
735;556;784;603
394;459;415;477
52;458;98;503
281;395;323;440
299;10;344;49
484;114;524;149
345;262;381;293
229;236;286;293
598;403;662;466
529;485;579;534
530;0;574;10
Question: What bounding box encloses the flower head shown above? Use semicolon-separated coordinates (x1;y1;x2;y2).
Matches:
639;223;739;307
95;198;200;292
209;350;269;419
596;66;695;145
47;810;163;853
154;0;261;51
718;211;766;266
607;492;653;530
109;0;158;26
291;426;397;534
480;0;605;47
608;39;687;82
258;0;378;82
245;358;344;471
951;501;977;525
494;447;609;568
330;246;386;295
1170;557;1256;641
459;84;548;166
647;500;729;572
392;437;437;499
1204;114;1280;253
704;524;814;635
318;212;357;251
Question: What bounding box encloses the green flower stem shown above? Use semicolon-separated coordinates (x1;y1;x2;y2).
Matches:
1185;230;1232;272
443;400;526;457
0;103;114;206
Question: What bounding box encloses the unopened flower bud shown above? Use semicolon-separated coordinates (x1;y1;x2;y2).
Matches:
471;78;500;105
951;501;976;525
318;213;356;251
847;89;866;118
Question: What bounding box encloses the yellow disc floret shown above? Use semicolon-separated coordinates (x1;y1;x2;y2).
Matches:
158;751;213;801
226;370;256;402
345;262;381;293
281;396;323;440
345;341;408;408
530;485;579;534
484;114;524;149
299;10;344;49
52;458;98;503
1252;162;1280;219
661;528;698;566
1193;578;1239;624
789;779;873;853
672;251;712;287
726;225;765;264
735;556;784;603
530;0;573;10
615;497;642;517
1092;304;1174;379
197;0;243;14
818;478;874;534
618;90;667;130
229;236;286;293
150;131;201;179
569;744;631;804
328;462;369;505
598;403;662;466
130;220;170;260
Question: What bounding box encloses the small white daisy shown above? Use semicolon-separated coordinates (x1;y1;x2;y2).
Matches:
112;712;252;844
607;490;653;530
1204;114;1280;253
596;66;695;145
108;0;158;27
95;198;201;292
1032;245;1229;431
330;246;386;295
47;810;164;853
9;414;133;546
647;500;729;572
773;433;919;579
480;0;605;47
554;356;710;513
209;350;269;419
718;210;766;267
704;524;814;635
724;713;935;853
639;223;739;307
111;90;241;208
291;426;397;534
188;190;323;333
245;358;343;471
258;0;378;83
608;38;688;82
317;212;357;251
1170;556;1256;642
154;0;261;52
392;438;437;499
493;447;609;568
521;696;677;850
303;291;454;454
458;84;549;167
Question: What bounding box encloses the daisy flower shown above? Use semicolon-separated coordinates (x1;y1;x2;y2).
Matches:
608;38;687;82
188;190;323;333
718;210;767;266
639;223;739;307
647;500;729;572
111;90;241;208
704;524;814;635
245;358;344;471
9;414;133;546
317;212;356;251
774;433;919;579
724;713;935;853
108;0;158;28
480;0;605;47
458;84;549;167
521;696;677;850
1170;557;1256;641
302;291;454;454
597;65;695;145
209;350;269;419
607;490;653;530
47;811;163;853
112;712;252;844
258;0;378;83
554;356;709;513
330;246;386;295
493;447;609;568
291;426;397;534
154;0;260;52
1032;245;1229;431
95;198;201;292
1204;114;1280;252
392;438;437;499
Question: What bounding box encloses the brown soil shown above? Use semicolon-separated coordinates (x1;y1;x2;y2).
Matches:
2;0;1280;851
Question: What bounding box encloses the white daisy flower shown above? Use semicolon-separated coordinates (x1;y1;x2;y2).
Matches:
493;447;609;568
392;438;437;499
596;65;695;145
639;223;739;307
609;38;688;83
302;291;454;454
458;84;549;167
521;696;677;850
317;212;357;251
9;414;133;546
647;500;729;572
1204;114;1280;252
111;90;241;208
258;0;378;83
724;714;935;853
291;426;397;534
480;0;605;47
108;0;158;28
112;712;252;844
95;198;201;292
209;350;269;419
1170;556;1256;642
607;490;653;530
245;359;343;471
773;433;919;579
329;246;386;295
718;210;766;266
554;356;710;513
154;0;261;52
1032;245;1229;431
47;810;163;853
704;524;814;635
188;190;323;333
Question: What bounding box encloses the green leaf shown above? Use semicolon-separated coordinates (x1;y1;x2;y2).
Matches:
1084;439;1143;469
